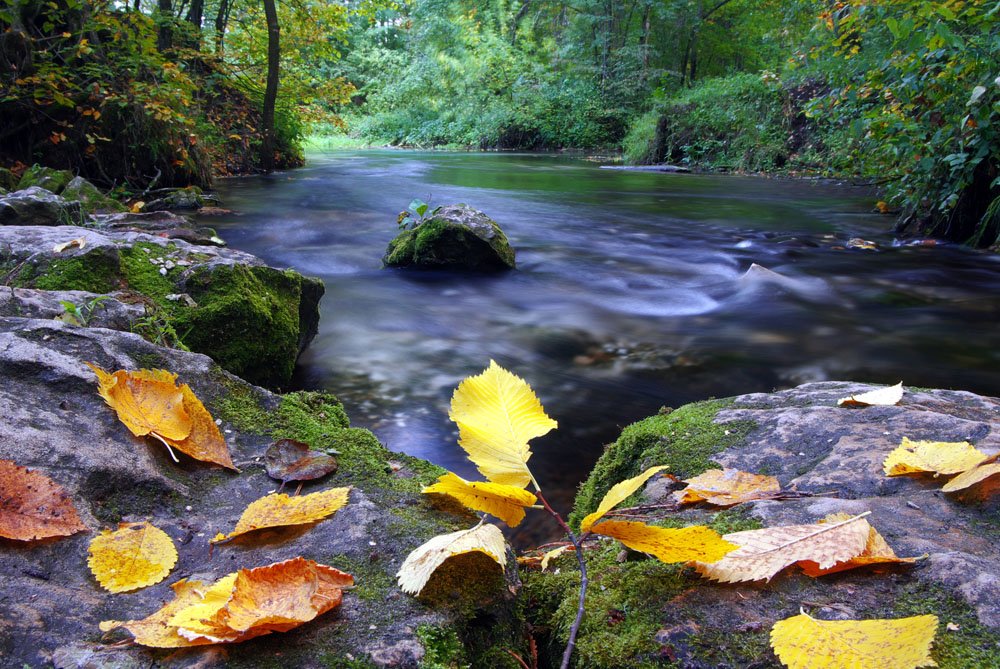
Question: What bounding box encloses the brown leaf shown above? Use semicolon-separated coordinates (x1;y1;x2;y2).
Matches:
673;468;781;507
797;513;918;576
264;439;338;484
0;459;88;541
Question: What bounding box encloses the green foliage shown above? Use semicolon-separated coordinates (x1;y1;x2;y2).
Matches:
797;0;1000;245
623;73;791;171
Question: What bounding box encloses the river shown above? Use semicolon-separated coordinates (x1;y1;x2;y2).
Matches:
205;150;1000;541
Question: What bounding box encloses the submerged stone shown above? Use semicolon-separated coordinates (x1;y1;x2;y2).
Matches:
383;204;516;271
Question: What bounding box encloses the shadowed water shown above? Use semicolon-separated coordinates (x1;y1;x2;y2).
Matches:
204;150;1000;541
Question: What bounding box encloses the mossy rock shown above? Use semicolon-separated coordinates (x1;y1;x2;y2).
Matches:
0;186;83;226
0;166;18;191
530;384;1000;668
0;225;323;387
0;320;528;668
17;164;75;193
61;176;127;214
383;204;516;271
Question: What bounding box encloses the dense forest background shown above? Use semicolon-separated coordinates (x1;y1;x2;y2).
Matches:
1;0;998;244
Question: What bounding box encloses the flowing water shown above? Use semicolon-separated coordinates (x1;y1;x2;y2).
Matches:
205;150;1000;541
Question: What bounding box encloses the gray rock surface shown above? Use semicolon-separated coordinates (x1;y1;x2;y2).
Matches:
0;287;144;330
383;204;516;270
92;210;225;246
61;176;127;214
143;186;221;212
0;319;523;668
0;187;83;226
0;225;322;387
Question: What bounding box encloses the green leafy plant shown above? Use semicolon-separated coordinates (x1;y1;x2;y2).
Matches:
396;198;432;230
57;295;111;327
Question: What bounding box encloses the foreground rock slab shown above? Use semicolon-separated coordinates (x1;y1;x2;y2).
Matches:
0;319;524;668
536;382;999;668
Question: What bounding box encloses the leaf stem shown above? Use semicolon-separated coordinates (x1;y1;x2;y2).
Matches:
149;432;180;463
533;485;587;669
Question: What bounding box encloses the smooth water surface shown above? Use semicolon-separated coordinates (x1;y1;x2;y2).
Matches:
205;151;1000;539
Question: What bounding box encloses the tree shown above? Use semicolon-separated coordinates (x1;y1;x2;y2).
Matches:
261;0;280;172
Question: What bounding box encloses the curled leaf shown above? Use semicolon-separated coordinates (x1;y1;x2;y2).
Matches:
591;520;736;564
397;523;507;596
798;513;918;577
580;465;668;533
837;382;903;407
211;487;350;543
52;237;86;253
770;612;938;669
88;521;178;593
940;455;1000;499
0;459;87;541
674;468;780;507
883;437;987;478
423;472;537;527
100;579;218;648
449;360;557;488
693;513;872;583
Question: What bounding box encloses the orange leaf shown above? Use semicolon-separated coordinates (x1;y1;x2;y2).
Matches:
940;454;1000;500
102;559;353;647
161;383;236;470
0;459;88;541
674;468;780;507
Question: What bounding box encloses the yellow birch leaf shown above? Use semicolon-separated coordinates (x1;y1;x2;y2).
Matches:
798;513;918;576
211;487;350;543
674;468;781;507
837;382;904;407
449;360;557;488
88;521;178;593
591;520;736;563
423;472;537;527
540;545;573;571
770;612;938;669
161;383;237;471
87;364;191;441
580;465;668;533
397;523;507;595
100;579;218;648
883;437;987;477
693;513;871;583
940;455;1000;499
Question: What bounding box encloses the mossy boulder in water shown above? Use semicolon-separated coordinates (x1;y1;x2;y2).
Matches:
0;225;322;387
383;204;516;270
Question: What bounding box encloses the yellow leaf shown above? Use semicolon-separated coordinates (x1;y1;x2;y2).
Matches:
770;612;938;669
591;520;736;564
397;523;507;595
798;513;918;576
940;456;1000;499
130;201;146;213
88;522;178;593
423;472;537;527
169;574;239;642
87;364;191;441
211;487;350;543
580;465;668;533
162;383;237;470
540;544;573;571
100;579;218;648
52;237;86;253
883;437;987;477
837;382;904;407
693;513;871;583
449;360;557;488
87;364;236;470
674;468;780;507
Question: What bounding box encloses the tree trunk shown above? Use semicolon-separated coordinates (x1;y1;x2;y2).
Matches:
157;0;173;53
639;4;650;81
186;0;203;29
214;0;229;56
510;0;531;45
261;0;280;172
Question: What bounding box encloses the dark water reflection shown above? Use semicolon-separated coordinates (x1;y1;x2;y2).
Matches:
205;150;1000;543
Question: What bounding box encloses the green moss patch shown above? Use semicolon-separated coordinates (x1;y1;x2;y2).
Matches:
570;399;756;528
